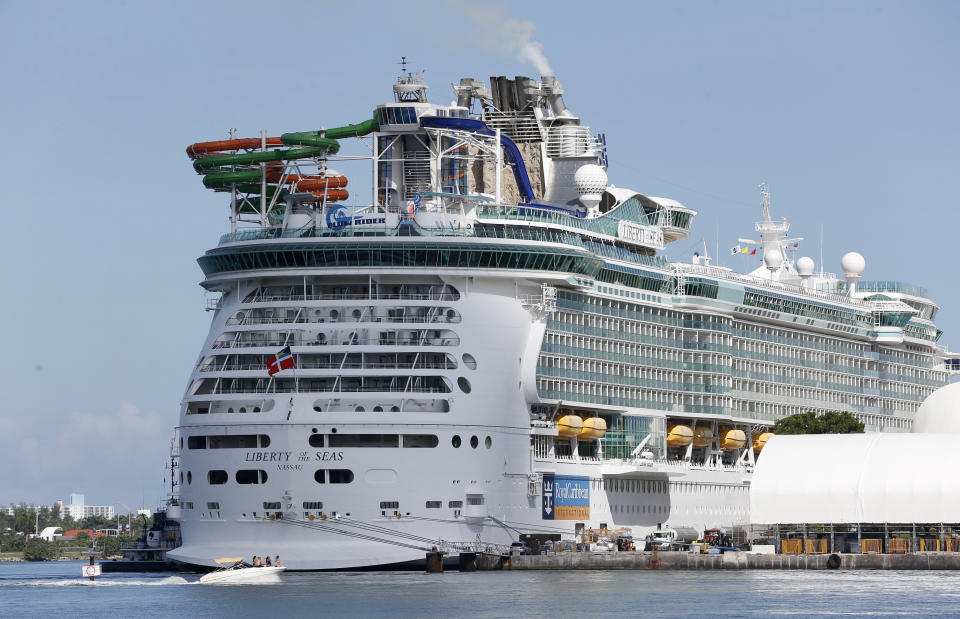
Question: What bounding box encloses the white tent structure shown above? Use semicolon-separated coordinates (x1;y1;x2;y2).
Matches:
750;433;960;524
751;381;960;525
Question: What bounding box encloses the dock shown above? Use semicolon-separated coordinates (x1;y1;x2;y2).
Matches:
503;551;960;570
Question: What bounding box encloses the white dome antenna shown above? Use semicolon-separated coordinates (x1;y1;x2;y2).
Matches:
796;256;815;288
574;164;607;215
841;251;866;296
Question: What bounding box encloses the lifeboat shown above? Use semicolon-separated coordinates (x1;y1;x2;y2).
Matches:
577;417;607;441
753;432;775;452
719;428;746;451
693;426;714;448
666;424;693;447
556;415;583;438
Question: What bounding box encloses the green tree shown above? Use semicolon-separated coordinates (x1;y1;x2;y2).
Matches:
13;510;34;535
0;511;8;532
773;411;865;435
23;537;55;561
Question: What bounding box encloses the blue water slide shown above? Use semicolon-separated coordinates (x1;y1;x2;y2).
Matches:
420;116;584;218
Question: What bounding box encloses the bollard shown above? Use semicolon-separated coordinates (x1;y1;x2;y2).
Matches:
425;550;444;573
458;552;477;572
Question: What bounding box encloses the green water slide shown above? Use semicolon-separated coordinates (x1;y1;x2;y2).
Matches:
195;117;380;191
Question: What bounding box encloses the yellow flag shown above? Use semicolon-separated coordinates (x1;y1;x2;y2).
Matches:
741;246;749;254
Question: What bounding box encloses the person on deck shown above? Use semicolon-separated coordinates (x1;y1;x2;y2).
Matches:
265;555;272;566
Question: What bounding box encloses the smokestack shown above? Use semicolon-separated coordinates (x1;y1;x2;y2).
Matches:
497;76;514;111
457;78;473;108
541;75;575;119
515;76;538;109
489;76;502;110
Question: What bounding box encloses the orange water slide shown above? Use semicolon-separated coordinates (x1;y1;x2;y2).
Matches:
186;137;284;159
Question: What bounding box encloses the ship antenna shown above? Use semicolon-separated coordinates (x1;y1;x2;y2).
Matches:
759;182;772;225
399;56;407;74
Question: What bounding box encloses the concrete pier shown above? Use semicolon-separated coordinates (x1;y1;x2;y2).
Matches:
505;551;960;570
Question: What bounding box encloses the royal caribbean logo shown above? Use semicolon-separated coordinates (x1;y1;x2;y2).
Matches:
325;205;386;230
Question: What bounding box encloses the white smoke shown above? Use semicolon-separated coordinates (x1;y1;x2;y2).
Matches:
445;0;553;76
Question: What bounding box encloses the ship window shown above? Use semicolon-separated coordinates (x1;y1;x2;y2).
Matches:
402;434;438;448
470;435;479;449
236;470;268;484
328;469;354;484
457;377;472;393
330;310;340;320
314;405;323;412
379;501;399;509
467;496;484;506
207;470;228;485
391;406;400;412
309;434;325;448
303;501;323;509
373;406;383;412
452;435;462;448
448;500;463;508
352;309;362;318
187;436;206;449
329;434;398;448
314;470;326;484
186;472;192;485
183;502;194;510
200;434;270;449
206;502;220;510
263;502;281;510
462;353;477;370
425;501;442;509
485;436;492;449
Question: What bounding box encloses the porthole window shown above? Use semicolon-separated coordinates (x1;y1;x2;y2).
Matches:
227;407;234;414
253;406;261;413
314;470;326;484
313;405;322;412
309;434;324;448
461;354;477;370
452;435;462;448
330;309;340;320
446;309;456;320
352;309;362;319
391;406;400;412
207;470;228;485
470;435;479;449
457;377;472;394
373;406;383;412
239;407;247;413
236;469;268;484
236;311;245;321
328;469;354;484
317;333;326;344
485;436;492;449
186;471;192;485
315;310;322;316
355;406;365;412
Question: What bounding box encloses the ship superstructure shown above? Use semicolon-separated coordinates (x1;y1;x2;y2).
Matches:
167;67;958;570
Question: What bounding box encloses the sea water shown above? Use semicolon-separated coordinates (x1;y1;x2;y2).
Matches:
2;560;957;617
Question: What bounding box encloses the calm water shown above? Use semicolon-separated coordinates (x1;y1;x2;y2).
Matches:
2;560;959;617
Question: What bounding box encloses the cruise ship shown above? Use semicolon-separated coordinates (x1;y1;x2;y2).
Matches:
166;66;959;570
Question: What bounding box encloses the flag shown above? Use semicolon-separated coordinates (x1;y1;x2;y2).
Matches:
693;251;700;258
750;248;757;255
267;346;295;376
730;245;740;255
789;242;799;251
741;246;749;254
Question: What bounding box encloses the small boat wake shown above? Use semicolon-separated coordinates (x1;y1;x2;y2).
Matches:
0;575;195;587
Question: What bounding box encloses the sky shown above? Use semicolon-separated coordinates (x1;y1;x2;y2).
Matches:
0;0;957;510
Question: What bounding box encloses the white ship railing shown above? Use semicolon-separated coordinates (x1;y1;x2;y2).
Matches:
676;263;870;309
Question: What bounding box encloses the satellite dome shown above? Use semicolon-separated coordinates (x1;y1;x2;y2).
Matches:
574;164;607;212
913;382;960;433
574;164;607;196
796;256;815;277
841;252;866;277
763;249;784;269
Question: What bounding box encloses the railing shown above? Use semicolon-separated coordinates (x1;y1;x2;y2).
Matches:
677;263;871;309
227;315;461;326
244;292;461;303
211;336;461;349
201;361;457;372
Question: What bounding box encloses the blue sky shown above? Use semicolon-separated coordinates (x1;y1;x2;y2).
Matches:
1;0;957;509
